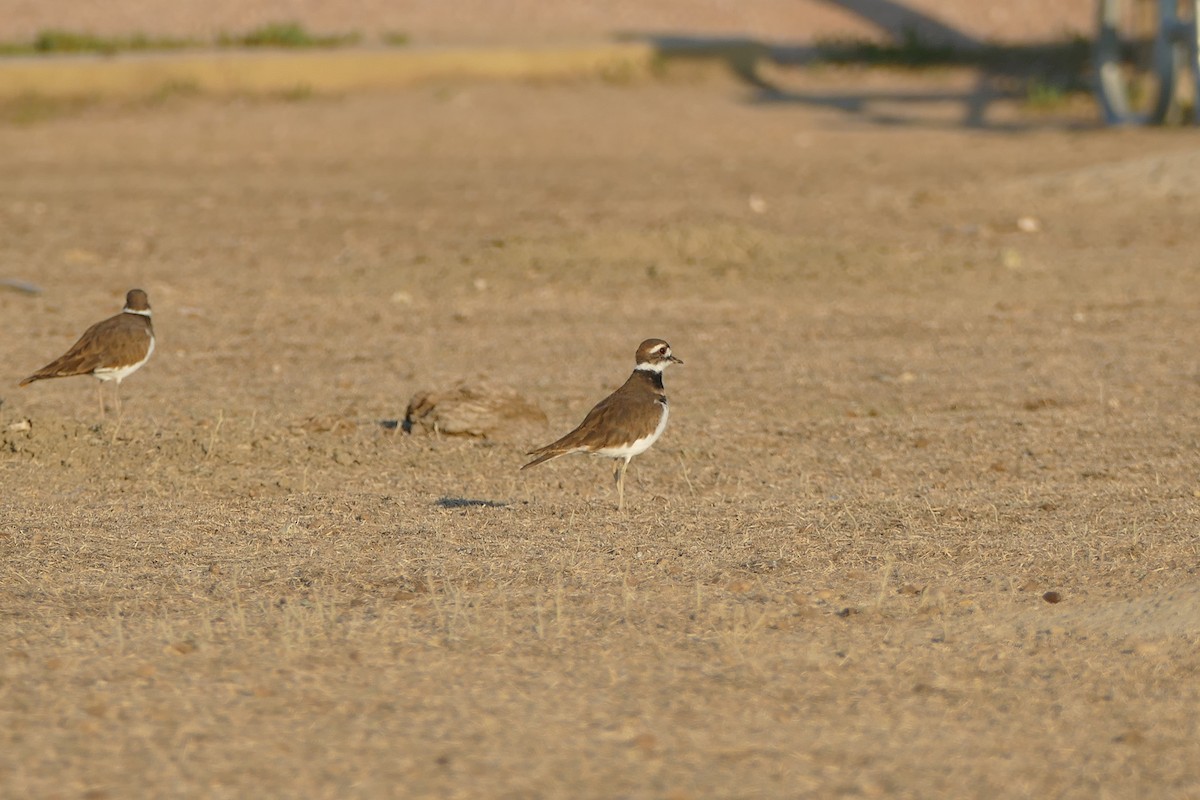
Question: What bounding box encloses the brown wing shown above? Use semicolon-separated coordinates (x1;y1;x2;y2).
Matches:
522;373;662;468
19;313;151;385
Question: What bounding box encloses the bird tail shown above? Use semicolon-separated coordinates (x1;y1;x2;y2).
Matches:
521;448;567;470
19;353;93;386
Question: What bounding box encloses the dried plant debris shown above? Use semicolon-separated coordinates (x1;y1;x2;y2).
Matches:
404;381;547;440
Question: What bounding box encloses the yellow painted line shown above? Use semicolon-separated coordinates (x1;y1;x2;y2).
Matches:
0;42;661;98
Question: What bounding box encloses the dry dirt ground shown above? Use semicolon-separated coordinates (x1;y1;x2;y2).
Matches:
0;0;1093;48
1;67;1199;798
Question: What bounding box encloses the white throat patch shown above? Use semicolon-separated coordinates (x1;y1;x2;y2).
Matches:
124;308;152;317
635;361;669;374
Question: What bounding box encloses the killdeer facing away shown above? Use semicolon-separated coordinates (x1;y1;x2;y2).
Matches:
523;338;682;510
19;289;155;418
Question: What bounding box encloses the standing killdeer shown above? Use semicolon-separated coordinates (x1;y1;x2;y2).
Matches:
522;338;682;510
19;289;155;418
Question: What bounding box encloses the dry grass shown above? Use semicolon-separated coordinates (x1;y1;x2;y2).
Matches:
1;75;1200;797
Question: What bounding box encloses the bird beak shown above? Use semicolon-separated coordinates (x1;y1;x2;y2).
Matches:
670;355;683;365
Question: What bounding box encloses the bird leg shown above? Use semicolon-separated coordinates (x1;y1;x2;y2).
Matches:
96;381;106;419
614;458;630;511
108;383;125;443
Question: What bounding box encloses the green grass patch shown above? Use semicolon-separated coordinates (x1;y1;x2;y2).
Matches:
815;29;1092;77
814;29;1095;103
0;30;199;56
217;22;360;49
381;32;411;47
1024;78;1069;111
815;29;962;69
0;23;366;57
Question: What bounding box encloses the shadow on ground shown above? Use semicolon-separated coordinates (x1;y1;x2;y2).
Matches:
622;0;1094;129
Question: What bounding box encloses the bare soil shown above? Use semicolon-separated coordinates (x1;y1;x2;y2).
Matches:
1;0;1093;47
1;69;1199;798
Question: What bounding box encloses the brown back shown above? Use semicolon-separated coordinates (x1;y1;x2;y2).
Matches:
523;368;667;465
20;309;154;385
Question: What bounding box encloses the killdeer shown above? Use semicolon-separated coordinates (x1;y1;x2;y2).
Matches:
19;289;155;418
523;338;682;510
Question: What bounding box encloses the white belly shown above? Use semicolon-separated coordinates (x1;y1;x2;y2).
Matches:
594;402;669;460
